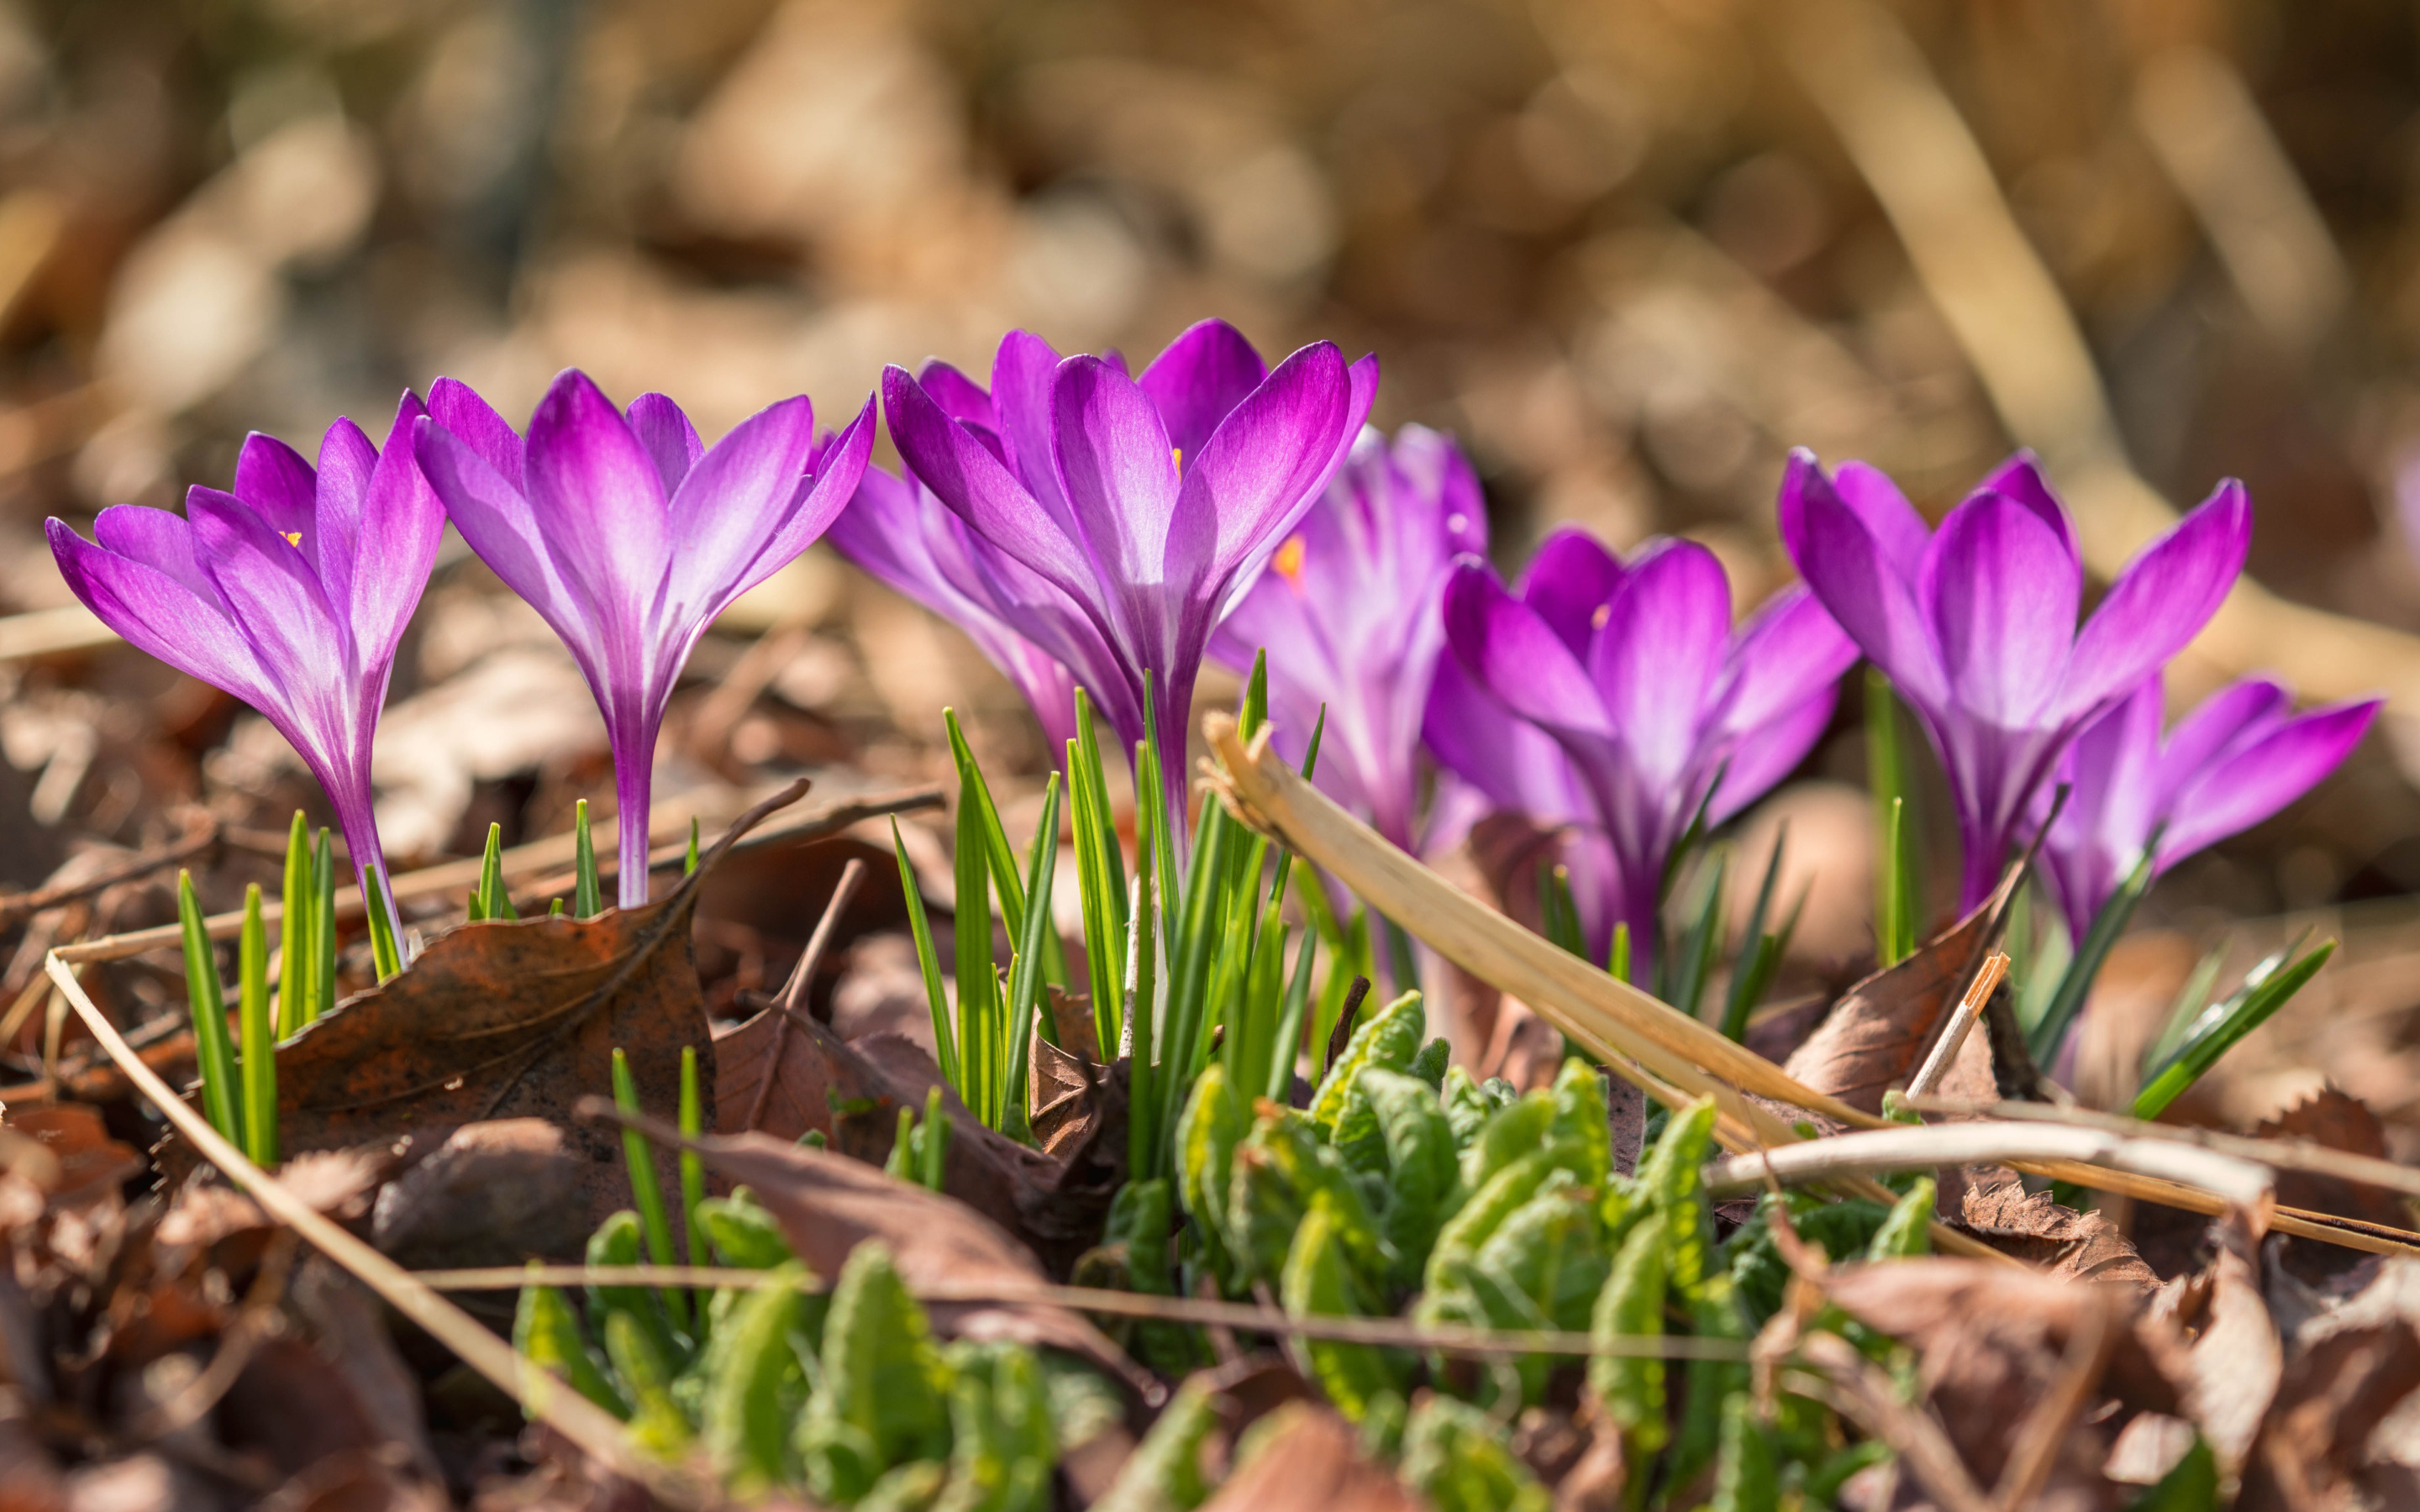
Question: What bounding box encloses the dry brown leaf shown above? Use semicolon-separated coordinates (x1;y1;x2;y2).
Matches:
2186;1229;2284;1473
613;1108;1148;1394
2259;1089;2415;1286
2;1103;141;1205
1958;1168;2160;1288
1197;1401;1422;1512
2238;1320;2420;1512
1782;868;2022;1116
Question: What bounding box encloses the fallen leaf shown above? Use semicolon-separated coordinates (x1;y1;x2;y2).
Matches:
2257;1089;2414;1287
176;782;812;1226
2238;1320;2420;1512
595;1105;1150;1397
368;1119;593;1270
1958;1168;2160;1289
1783;868;2023;1116
1827;1257;2191;1499
2186;1228;2283;1473
3;1104;142;1205
713;1001;1118;1272
1197;1401;1422;1512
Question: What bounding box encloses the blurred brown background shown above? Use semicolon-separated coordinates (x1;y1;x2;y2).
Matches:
13;0;2420;1130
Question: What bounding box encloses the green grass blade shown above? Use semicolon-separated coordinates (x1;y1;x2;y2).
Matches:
364;866;402;982
683;817;700;877
678;1044;708;1334
2027;846;2159;1062
1868;669;1923;965
1665;851;1728;1019
1720;825;1789;1042
944;707;1026;944
1609;921;1631;984
2143;941;2228;1082
310;829;335;1023
611;1047;690;1333
1265;922;1317;1103
178;870;241;1144
277;811;311;1038
2134;939;2335;1120
473;822;516;921
573;799;602;918
238;883;277;1168
1070;737;1124;1060
1139;670;1181;934
1002;776;1064;1139
954;769;1002;1126
1126;827;1160;1179
892;818;961;1092
920;1086;949;1191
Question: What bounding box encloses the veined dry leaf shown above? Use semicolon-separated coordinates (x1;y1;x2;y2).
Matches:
2238;1320;2420;1512
1782;867;2026;1116
1197;1401;1422;1512
1959;1168;2159;1289
2186;1229;2283;1473
2258;1089;2413;1285
613;1110;1150;1396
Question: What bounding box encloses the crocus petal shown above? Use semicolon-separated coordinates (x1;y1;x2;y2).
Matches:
1707;584;1858;742
186;490;350;722
426;376;526;487
415;417;593;664
721;395;876;607
45;518;270;706
1050;356;1187;684
523;370;673;634
1827;460;1933;582
2158;699;2381;863
230;433;320;546
1589;538;1731;786
987;329;1079;533
884;364;1101;606
1441;560;1612;741
660;392;819;625
1777;449;1949;706
1183;341;1351;584
1423;654;1591;823
1708;688;1837;826
303;416;380;614
917;360;997;427
626;392;703;497
1918;489;2079;725
1138;318;1271;461
344;391;445;675
1976;452;2082;572
2153;676;2287;811
2054;479;2251;722
1519;528;1627;655
93;501;219;604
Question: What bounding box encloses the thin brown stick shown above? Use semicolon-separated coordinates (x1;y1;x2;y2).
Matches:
1702;1121;2275;1210
1905;951;2008;1100
42;951;708;1506
0;811;218;926
742;856;870;1132
404;1263;1751;1360
55;785;942;964
1992;1300;2112;1512
1914;1095;2420;1200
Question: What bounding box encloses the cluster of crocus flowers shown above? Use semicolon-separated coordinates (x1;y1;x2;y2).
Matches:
1781;450;2253;911
1211;424;1487;852
2038;671;2381;940
46;395;445;940
1439;531;1859;972
413;371;874;906
881;320;1376;806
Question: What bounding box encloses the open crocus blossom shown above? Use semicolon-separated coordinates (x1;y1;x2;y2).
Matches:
1440;530;1858;972
882;319;1376;805
1210;423;1488;851
2039;671;2379;941
827;362;1145;758
414;370;875;906
1780;449;2251;911
46;393;443;933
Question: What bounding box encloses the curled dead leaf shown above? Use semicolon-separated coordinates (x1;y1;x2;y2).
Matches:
1959;1168;2160;1289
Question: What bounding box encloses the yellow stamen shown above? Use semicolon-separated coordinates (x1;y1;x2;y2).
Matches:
1273;534;1307;588
1171;446;1183;474
282;532;303;548
1591;603;1610;630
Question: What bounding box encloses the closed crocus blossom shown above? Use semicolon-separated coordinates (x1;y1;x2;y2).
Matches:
46;393;443;935
2039;672;2380;941
1440;530;1858;971
1780;449;2251;911
1210;424;1487;851
882;320;1376;806
414;370;874;906
827;362;1145;757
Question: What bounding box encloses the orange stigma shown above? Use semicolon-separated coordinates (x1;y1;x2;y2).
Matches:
1273;533;1307;587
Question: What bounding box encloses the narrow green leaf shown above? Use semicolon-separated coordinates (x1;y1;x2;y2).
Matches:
238;883;277;1168
1139;669;1181;938
920;1084;948;1192
1666;851;1728;1021
1002;775;1063;1138
2028;843;2160;1062
474;822;516;921
364;864;402;983
573;798;602;919
610;1047;689;1333
1868;669;1923;965
1720;825;1788;1042
1609;921;1631;985
892;818;960;1092
2143;941;2229;1083
2134;938;2334;1120
309;829;335;1024
277;811;311;1038
1127;814;1160;1180
1265;923;1317;1104
678;1044;709;1333
683;816;700;877
954;771;1001;1126
1070;737;1124;1062
944;707;1026;943
178;871;241;1144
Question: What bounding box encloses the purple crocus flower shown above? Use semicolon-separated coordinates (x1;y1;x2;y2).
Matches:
881;320;1376;806
45;394;443;932
1439;529;1858;972
827;362;1145;758
414;370;874;906
2039;671;2379;941
1209;424;1487;851
1779;450;2251;911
